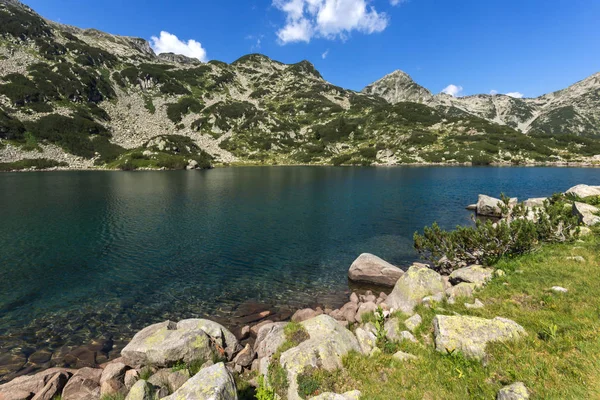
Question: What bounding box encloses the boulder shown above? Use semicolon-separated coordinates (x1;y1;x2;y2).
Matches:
497;382;529;400
523;198;546;208
404;314;422;332
433;315;527;360
277;315;361;400
572;202;600;226
61;367;102;400
566;184;600;198
309;391;361;400
398;331;418;343
250;320;274;336
31;372;70;400
446;282;477;301
121;319;239;368
0;368;75;398
254;322;287;359
348;253;404;286
477;195;510;217
465;299;485;309
392;351;418;362
292;308;322;323
449;265;494;286
349;293;359;304
386;264;445;314
384;318;401;342
124;380;152;400
233;344;255;368
163;363;237;400
355;328;376;355
99;362;129;395
124;369;139;390
339;302;358;322
466;204;477;211
355;301;377;323
551;286;568;293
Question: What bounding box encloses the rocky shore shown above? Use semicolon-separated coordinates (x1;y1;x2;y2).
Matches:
0;184;598;399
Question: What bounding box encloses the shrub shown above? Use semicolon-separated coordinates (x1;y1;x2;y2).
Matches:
0;158;68;171
0;110;25;141
166;97;203;123
414;194;580;273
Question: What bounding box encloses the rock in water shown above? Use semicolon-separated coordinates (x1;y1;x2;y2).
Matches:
433;315;526;360
163;363;237;400
348;253;404;286
476;195;504;217
386;264;444;314
277;315;361;400
565;184;600;198
572;202;600;226
497;382;530;400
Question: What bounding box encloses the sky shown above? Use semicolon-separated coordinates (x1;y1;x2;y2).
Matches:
23;0;600;98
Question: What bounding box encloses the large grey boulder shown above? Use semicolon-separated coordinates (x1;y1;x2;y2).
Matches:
497;382;530;400
310;391;361;400
124;380;152;400
163;363;237;400
121;319;239;367
477;195;514;217
386;264;445;314
573;202;600;226
348;253;404;286
61;367;102;400
523;198;546;208
355;327;376;354
99;361;129;396
449;265;494;286
566;184;600;198
254;322;287;359
31;372;70;400
433;315;526;360
276;315;361;400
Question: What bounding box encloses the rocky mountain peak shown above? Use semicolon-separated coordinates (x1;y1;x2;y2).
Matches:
362;69;433;104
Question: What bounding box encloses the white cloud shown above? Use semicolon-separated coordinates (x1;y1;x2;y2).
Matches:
322;49;329;59
490;89;498;95
150;31;207;62
442;84;463;97
506;92;524;98
390;0;407;5
273;0;389;44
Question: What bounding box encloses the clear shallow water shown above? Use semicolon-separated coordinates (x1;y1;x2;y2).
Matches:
0;166;599;376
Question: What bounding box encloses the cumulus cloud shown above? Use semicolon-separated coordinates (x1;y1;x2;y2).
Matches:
490;89;498;95
273;0;389;44
442;84;463;97
150;31;207;61
506;92;524;98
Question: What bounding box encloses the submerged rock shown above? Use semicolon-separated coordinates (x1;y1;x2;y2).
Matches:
348;253;404;286
433;315;526;360
163;363;237;400
386;264;445;314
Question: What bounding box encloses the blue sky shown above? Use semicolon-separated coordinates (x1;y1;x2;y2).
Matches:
24;0;600;98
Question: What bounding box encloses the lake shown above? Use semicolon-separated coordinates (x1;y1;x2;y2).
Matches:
0;166;599;379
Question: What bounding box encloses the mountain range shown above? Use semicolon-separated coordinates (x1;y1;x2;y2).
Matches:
0;0;599;170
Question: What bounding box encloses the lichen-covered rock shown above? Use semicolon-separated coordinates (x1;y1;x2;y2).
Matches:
449;265;494;286
573;202;600;226
121;319;236;367
392;351;418;362
386;264;444;314
355;328;377;354
355;301;377;323
61;367;102;400
566;184;600;198
309;390;361;400
404;314;422;332
384;318;401;342
253;322;287;359
497;382;530;400
348;253;404;286
124;379;152;400
433;315;527;360
163;363;237;400
277;315;361;400
446;282;478;301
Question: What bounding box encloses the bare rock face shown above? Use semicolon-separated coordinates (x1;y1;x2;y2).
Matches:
572;202;600;226
162;363;237;400
433;315;527;360
348;253;404;286
386;264;445;314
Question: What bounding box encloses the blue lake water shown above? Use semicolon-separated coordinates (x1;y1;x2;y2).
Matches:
0;166;599;377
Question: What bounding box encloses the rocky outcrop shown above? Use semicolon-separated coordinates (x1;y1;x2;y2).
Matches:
497;382;530;400
348;253;404;286
572;202;600;226
386;264;445;314
433;315;527;360
163;363;237;400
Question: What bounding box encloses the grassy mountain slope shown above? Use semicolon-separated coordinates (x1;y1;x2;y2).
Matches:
1;0;599;170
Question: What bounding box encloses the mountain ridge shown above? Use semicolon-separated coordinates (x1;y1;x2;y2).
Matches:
1;0;599;170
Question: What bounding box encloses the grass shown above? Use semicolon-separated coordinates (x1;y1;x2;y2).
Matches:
99;395;125;400
331;234;600;399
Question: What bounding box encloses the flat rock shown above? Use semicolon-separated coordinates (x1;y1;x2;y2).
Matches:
449;265;494;286
386;264;444;314
348;253;404;286
163;363;237;400
497;382;530;400
573;202;600;226
278;315;361;400
31;372;70;400
433;315;527;360
465;299;485;309
310;390;361;400
392;351;418;362
566;184;600;198
0;368;75;397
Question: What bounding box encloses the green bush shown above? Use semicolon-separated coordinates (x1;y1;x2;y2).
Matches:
414;194;581;273
0;110;26;141
0;158;67;171
0;3;52;40
166;97;203;123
